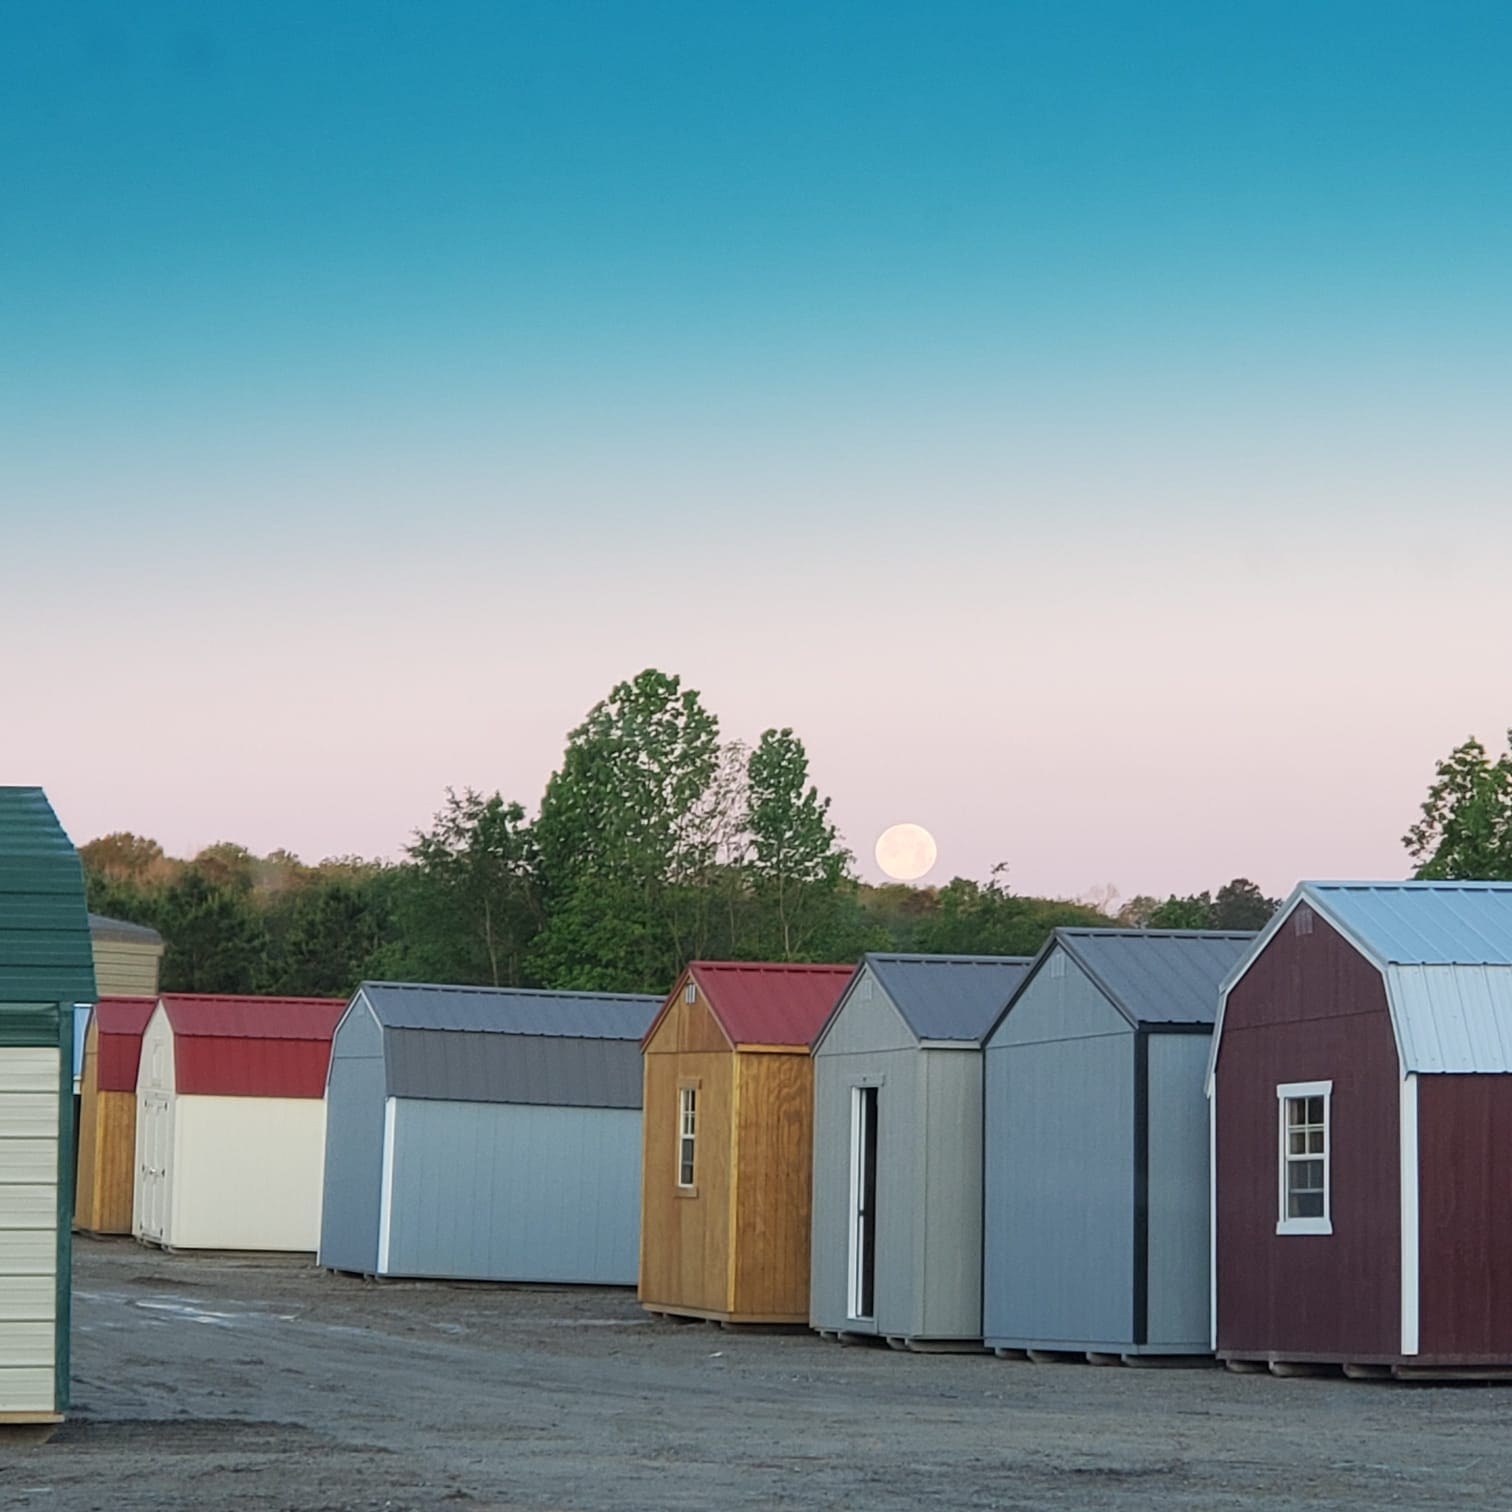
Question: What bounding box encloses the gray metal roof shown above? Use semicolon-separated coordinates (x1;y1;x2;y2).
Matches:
864;954;1033;1042
358;982;659;1038
1301;881;1512;965
352;983;660;1110
1053;929;1257;1028
89;912;164;947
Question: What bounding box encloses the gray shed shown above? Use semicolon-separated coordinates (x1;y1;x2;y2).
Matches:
318;981;659;1284
809;954;1032;1349
981;929;1254;1360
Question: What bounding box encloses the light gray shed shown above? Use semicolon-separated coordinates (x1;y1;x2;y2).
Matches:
981;929;1254;1360
809;953;1032;1349
319;982;659;1284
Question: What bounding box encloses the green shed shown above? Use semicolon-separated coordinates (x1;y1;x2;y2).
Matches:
0;787;95;1423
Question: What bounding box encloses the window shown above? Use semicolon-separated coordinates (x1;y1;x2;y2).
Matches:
677;1085;697;1189
1277;1080;1332;1235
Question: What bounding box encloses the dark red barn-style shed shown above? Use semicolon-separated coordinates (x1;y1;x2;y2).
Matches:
1207;881;1512;1378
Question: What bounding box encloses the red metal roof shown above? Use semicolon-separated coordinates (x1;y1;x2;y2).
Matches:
685;962;856;1049
157;994;346;1099
93;996;158;1093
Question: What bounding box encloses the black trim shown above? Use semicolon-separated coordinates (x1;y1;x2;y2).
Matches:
1132;1027;1149;1347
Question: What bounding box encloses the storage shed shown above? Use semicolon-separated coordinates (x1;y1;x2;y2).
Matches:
1208;881;1512;1378
134;994;344;1252
0;786;95;1423
88;914;164;1000
73;997;157;1235
319;982;660;1283
809;954;1032;1349
640;962;854;1325
983;928;1254;1361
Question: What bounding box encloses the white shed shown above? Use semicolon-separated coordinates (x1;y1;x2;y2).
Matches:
134;994;344;1252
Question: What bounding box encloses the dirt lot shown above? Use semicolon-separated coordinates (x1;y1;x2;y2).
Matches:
1;1238;1507;1509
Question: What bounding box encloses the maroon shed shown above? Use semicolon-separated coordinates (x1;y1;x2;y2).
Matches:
1206;881;1512;1378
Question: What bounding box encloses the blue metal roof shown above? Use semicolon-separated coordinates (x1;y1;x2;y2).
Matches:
357;982;660;1038
1055;929;1257;1027
865;954;1033;1041
1303;882;1512;966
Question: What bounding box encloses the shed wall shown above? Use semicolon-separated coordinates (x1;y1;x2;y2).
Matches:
810;1043;919;1336
640;989;734;1316
318;1003;387;1274
918;1048;985;1340
75;1016;137;1235
0;1047;60;1415
984;956;1134;1349
1143;1031;1211;1350
382;1099;641;1283
90;941;162;1000
1214;913;1400;1360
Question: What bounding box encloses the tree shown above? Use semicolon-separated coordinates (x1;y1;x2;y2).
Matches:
913;865;1112;958
744;728;850;960
273;880;393;996
1211;878;1277;930
406;789;539;987
155;871;270;993
79;832;168;885
1404;733;1512;881
191;842;258;895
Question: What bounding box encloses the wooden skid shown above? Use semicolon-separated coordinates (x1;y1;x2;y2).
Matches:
884;1337;986;1355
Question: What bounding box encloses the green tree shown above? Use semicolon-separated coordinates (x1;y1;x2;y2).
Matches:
744;728;850;960
1405;733;1512;880
1146;892;1214;929
155;871;270;993
913;866;1111;957
79;832;169;886
1211;877;1277;930
273;879;393;996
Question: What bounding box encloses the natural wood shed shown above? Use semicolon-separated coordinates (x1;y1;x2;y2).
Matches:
134;994;344;1252
1209;881;1512;1378
639;962;853;1325
0;786;96;1424
319;982;659;1283
983;928;1253;1362
809;954;1031;1350
73;997;157;1235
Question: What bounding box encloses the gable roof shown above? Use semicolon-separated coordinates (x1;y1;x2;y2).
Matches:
645;962;855;1050
155;994;346;1098
92;995;158;1092
89;913;164;948
1209;881;1512;1085
0;786;96;1008
815;954;1033;1049
357;982;659;1037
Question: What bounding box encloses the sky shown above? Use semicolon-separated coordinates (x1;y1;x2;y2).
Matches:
3;2;1510;904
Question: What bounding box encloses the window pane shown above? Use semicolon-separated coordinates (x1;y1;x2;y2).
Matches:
1289;1190;1325;1218
1289;1131;1307;1155
1307;1096;1324;1125
1290;1158;1323;1191
1308;1129;1324;1154
1287;1099;1305;1126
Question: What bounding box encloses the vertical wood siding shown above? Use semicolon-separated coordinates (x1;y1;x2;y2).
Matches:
1416;1075;1512;1360
1215;914;1400;1360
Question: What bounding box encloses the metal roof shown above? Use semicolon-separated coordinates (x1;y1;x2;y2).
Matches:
683;962;856;1049
0;786;96;1008
358;981;659;1038
858;954;1033;1043
92;995;158;1092
1211;883;1512;1081
1051;929;1258;1028
88;913;164;948
157;995;345;1098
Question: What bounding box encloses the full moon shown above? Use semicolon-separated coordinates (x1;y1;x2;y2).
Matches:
875;823;938;882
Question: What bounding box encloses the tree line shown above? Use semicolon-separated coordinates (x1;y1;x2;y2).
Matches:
106;666;1500;1001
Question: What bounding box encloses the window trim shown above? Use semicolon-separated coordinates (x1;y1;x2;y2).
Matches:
676;1080;699;1196
1276;1079;1332;1236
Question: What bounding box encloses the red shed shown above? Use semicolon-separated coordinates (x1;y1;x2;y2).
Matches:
1207;881;1512;1377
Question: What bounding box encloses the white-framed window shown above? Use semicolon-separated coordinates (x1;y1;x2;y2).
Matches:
677;1084;697;1190
1276;1080;1332;1235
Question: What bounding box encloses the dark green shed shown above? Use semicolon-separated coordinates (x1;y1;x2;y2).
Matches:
0;787;95;1423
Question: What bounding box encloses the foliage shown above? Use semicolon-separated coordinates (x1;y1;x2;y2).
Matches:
1404;733;1512;881
911;865;1113;958
154;871;272;993
1146;878;1278;931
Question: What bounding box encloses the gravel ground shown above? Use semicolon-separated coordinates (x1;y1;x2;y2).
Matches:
1;1238;1508;1510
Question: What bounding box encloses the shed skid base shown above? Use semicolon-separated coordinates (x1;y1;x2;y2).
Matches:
1027;1349;1083;1365
993;1347;1030;1361
1392;1365;1512;1382
1268;1361;1341;1378
1121;1354;1215;1369
1087;1352;1121;1366
640;1303;806;1327
883;1336;984;1354
1223;1358;1270;1374
1343;1363;1393;1380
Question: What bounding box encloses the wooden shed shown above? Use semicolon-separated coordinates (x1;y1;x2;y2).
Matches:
809;954;1031;1349
134;994;344;1253
73;997;157;1235
319;982;660;1283
639;961;854;1325
1208;881;1512;1378
88;914;164;1000
0;786;96;1424
983;928;1253;1361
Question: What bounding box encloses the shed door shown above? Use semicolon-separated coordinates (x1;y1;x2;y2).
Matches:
848;1085;879;1321
138;1093;171;1242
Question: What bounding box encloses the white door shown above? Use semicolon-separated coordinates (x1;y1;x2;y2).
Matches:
138;1093;171;1242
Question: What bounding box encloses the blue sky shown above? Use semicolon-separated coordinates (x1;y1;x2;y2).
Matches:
4;3;1510;899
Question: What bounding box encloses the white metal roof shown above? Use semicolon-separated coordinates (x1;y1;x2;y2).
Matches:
1208;881;1512;1088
